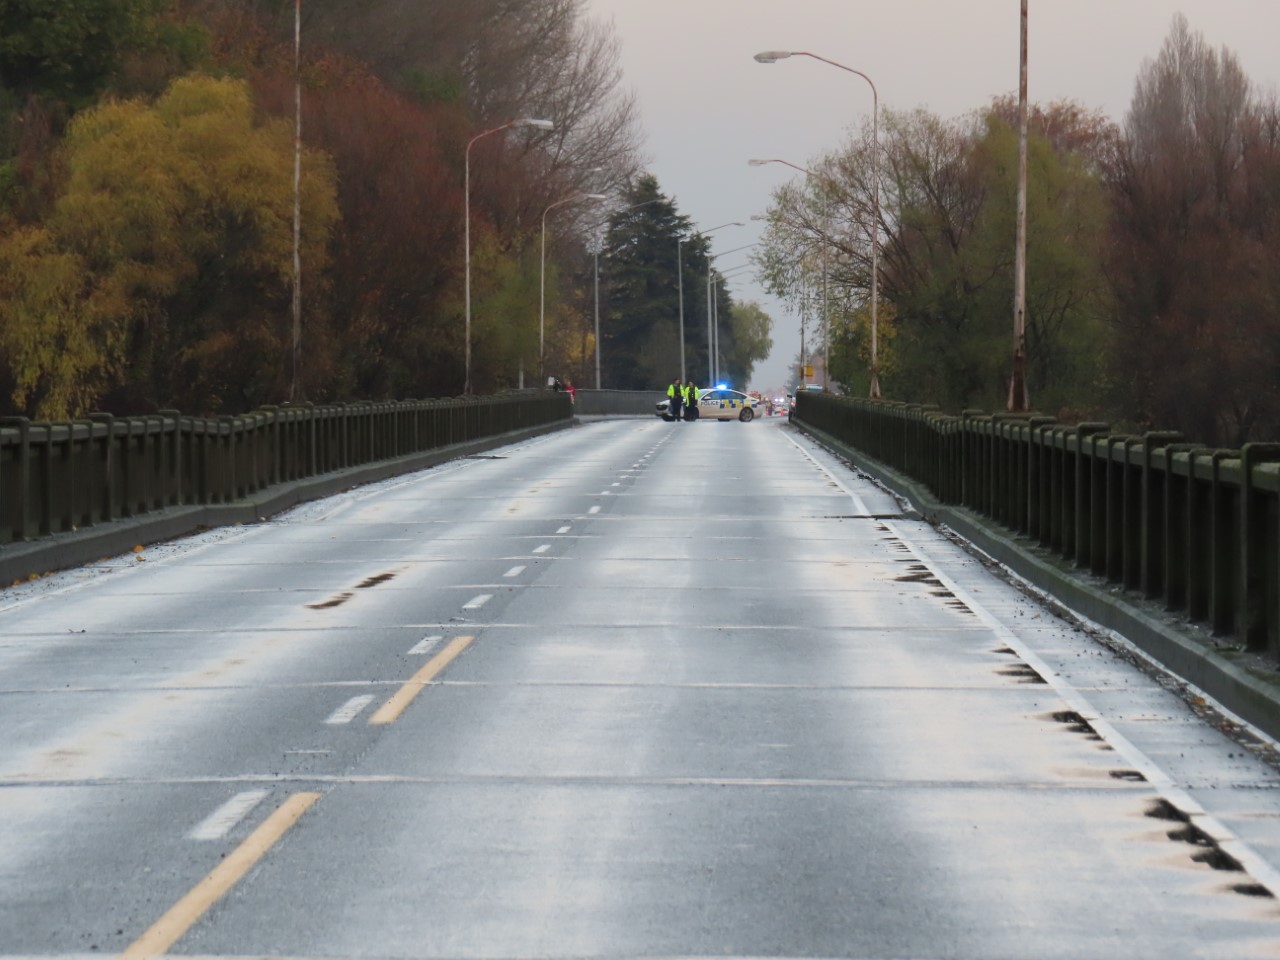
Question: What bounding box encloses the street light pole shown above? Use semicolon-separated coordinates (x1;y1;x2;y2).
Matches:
703;244;756;384
754;51;880;398
594;236;602;389
541;192;606;383
289;0;302;402
711;267;753;384
706;270;714;386
465;117;553;395
678;221;742;383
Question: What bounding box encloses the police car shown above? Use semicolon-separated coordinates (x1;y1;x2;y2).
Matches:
655;387;760;422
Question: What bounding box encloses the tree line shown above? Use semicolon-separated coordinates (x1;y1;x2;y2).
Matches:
756;15;1280;446
0;0;673;418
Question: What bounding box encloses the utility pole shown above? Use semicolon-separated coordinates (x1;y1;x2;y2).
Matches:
1009;0;1031;412
289;0;302;401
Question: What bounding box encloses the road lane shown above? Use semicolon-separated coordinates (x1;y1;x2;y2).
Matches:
1;418;1280;958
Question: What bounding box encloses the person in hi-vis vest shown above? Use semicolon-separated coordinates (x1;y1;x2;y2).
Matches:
666;378;684;421
682;380;699;420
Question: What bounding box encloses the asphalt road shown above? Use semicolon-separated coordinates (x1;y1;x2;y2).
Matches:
3;415;1280;959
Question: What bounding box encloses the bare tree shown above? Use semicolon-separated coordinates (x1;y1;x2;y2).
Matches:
280;0;643;201
1108;14;1280;444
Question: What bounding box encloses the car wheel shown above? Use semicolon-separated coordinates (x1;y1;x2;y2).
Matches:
739;408;755;422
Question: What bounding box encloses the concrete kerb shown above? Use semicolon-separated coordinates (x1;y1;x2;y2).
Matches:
0;419;571;587
798;419;1280;745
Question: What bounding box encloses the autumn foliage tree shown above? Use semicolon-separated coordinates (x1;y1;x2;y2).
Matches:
0;74;338;417
253;68;473;399
0;0;640;415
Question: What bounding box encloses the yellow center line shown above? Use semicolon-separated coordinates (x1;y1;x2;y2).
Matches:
368;635;474;725
119;791;321;960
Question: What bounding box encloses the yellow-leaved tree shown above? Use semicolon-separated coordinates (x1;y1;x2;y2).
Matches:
0;73;339;418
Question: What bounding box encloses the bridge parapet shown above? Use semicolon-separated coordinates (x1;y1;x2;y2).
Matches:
794;392;1280;664
0;392;571;556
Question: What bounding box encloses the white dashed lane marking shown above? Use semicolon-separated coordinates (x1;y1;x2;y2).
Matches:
532;545;551;554
504;566;527;578
462;594;493;610
188;790;270;840
409;636;443;654
324;695;376;725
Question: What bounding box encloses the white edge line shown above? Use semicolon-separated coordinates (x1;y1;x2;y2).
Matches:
885;516;1280;897
797;427;1280;898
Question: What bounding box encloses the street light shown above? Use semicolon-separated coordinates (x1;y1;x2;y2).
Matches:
704;243;757;384
679;221;742;382
754;50;880;398
719;264;757;365
748;158;836;389
542;192;607;383
465;117;554;395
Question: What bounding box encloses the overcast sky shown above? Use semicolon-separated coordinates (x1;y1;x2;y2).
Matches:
581;0;1280;392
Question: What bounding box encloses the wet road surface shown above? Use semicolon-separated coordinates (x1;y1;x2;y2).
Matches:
3;417;1280;958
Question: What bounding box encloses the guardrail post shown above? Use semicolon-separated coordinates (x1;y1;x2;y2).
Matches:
1073;424;1109;569
1121;437;1145;592
157;411;181;506
1042;424;1058;553
1209;450;1239;636
1;417;32;542
1238;444;1280;656
1161;444;1202;614
52;422;75;534
959;410;982;510
1087;431;1109;576
339;403;350;469
70;419;94;528
1103;436;1132;585
1054;424;1075;560
120;416;138;518
1005;418;1024;534
1025;417;1053;540
1141;432;1184;600
989;415;1011;530
35;422;54;536
1185;449;1214;623
260;406;280;487
87;414;117;522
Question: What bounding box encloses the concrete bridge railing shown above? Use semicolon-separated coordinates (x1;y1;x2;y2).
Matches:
0;392;572;576
572;388;663;416
795;393;1280;665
